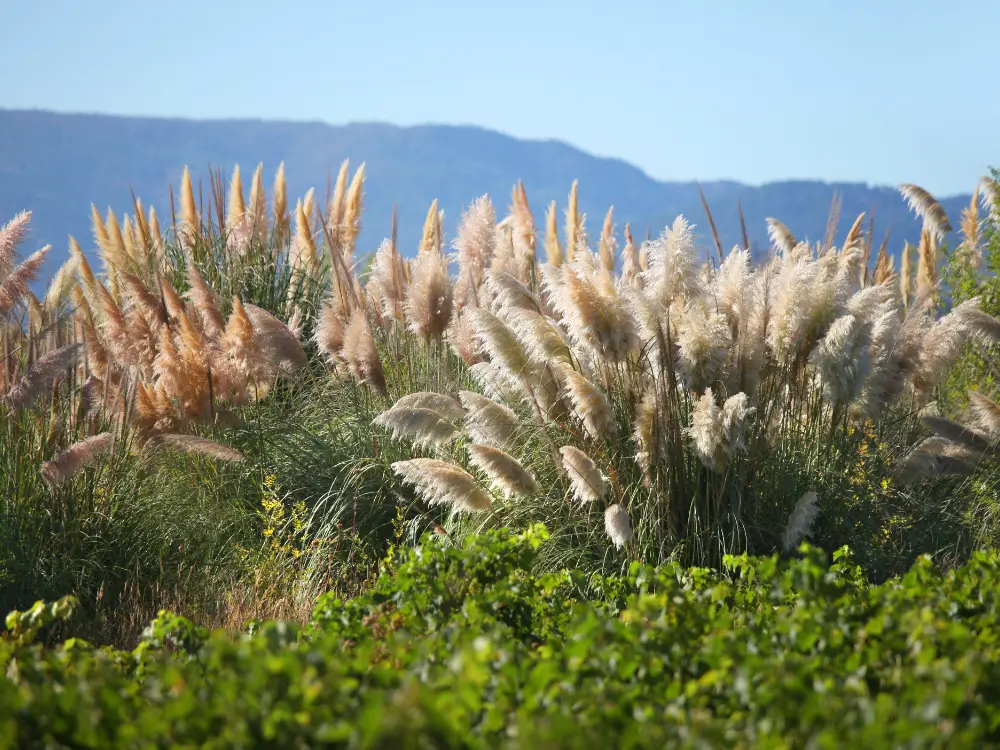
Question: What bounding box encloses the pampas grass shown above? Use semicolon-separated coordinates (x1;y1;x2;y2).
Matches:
392;458;492;512
7;163;1000;648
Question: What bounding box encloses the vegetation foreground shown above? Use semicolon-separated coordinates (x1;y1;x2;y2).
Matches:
4;527;1000;748
2;160;1000;742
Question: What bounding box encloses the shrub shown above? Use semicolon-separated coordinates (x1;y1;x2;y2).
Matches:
3;527;1000;747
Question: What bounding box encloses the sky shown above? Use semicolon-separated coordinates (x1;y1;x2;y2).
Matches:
1;0;995;196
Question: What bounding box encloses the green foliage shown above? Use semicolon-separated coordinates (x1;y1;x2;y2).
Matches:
3;528;1000;747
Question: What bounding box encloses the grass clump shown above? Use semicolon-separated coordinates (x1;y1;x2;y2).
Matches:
2;162;1000;648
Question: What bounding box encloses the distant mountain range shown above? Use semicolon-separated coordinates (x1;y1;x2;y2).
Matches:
0;108;978;284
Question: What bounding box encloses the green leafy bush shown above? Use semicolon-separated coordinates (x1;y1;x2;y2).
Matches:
2;527;1000;748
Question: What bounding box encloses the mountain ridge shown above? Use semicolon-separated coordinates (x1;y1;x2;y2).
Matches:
0;108;976;283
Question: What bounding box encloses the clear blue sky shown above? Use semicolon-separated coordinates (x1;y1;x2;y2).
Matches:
1;0;995;196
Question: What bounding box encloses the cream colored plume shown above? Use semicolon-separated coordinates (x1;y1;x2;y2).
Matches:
374;404;460;449
687;389;754;472
544;200;562;266
405;249;453;344
453;195;497;310
560;445;608;504
598;206;616;272
640;216;702;311
40;432;114;490
151;433;244;462
391;391;465;422
179;166;200;248
367;238;407;324
557;365;617;442
782;490;819;551
604;504;633;549
391;458;492;512
469;307;531;381
459;390;520;450
893;436;979;485
340;308;388;396
766;218;798;255
542;261;637;364
898;183;953;243
467;443;537;498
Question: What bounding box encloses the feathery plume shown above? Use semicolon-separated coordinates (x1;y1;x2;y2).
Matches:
766;218;798;255
184;259;225;341
227;164;246;231
392;391;465;422
544;200;562;266
641;216;702;311
391;458;492;513
966;391;1000;436
467;443;537;498
246;163;266;240
842;212;866;255
560;445;608;504
598;206;616;272
979;175;999;222
633;387;658;483
810;313;871;406
620;224;641;287
0;210;32;282
328;159;350;234
564;180;582;262
419;199;442;256
687;389;754;472
368;238;407;324
447;309;480;364
152;433;244;462
921;415;996;458
469;307;530;381
340;163;365;258
558;364;617;441
292;199;318;276
898;183;953;243
900;241;913;309
604;504;633;549
3;344;80;410
459;390;520;450
405;249;454;343
676;306;731;394
894;436;979;485
0;246;49;315
782;491;819;551
956;189;983;271
179;166;200;247
40;433;114;489
375;406;460;449
314;300;345;364
453;195;496;309
914;228;938;309
44;253;80;313
340;308;388;396
543;262;637;363
243;303;307;376
272;162;289;242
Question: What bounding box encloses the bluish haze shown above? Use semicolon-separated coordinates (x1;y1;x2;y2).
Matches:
1;0;995;195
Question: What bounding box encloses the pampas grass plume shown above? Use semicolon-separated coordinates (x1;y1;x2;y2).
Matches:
560;445;608;503
467;443;538;498
41;433;115;489
392;458;492;512
782;491;819;551
604;504;633;548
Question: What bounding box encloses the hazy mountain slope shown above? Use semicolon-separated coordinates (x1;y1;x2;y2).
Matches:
0;108;975;283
